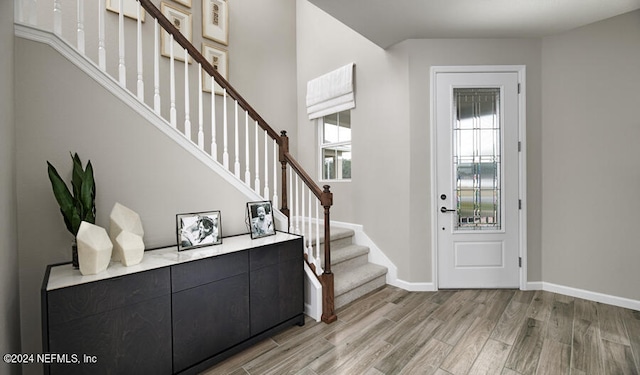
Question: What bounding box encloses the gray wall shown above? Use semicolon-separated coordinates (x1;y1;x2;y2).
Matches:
296;0;543;283
15;1;297;373
541;10;640;300
1;0;22;374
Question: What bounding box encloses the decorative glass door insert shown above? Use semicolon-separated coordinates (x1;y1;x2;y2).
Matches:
453;88;501;230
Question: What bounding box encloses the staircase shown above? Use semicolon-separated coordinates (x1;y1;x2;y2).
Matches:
16;0;390;323
315;227;387;309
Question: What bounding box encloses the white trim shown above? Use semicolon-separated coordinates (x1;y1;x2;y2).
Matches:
304;262;322;322
525;282;640;311
14;23;287;230
525;281;543;290
430;65;527;290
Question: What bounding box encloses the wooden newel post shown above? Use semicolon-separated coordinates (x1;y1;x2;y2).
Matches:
279;131;290;229
320;184;337;323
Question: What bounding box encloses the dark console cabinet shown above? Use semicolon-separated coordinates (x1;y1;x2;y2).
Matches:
42;233;304;375
43;268;172;375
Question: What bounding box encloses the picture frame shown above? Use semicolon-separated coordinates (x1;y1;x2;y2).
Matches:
172;0;192;8
176;210;222;251
160;2;192;62
202;0;229;46
202;43;228;95
106;0;146;22
247;201;276;239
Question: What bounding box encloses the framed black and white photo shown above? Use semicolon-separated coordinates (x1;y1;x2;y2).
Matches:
202;0;228;45
176;210;222;251
202;42;228;95
161;2;192;62
247;201;275;239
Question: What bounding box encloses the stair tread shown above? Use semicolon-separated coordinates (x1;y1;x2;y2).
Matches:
334;263;387;296
330;244;369;265
304;226;355;245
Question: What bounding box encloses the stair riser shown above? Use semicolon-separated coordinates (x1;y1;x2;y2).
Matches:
332;253;369;273
335;275;387;309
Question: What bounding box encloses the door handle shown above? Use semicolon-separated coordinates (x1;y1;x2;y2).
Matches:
440;207;456;213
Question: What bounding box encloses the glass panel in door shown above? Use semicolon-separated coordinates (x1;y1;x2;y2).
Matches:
453;88;501;230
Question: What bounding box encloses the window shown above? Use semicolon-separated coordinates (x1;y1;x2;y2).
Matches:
320;110;351;181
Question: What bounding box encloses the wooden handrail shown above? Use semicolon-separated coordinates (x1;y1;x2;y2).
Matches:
138;0;280;141
138;0;336;323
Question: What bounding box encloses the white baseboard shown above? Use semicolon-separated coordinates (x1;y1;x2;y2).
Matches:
540;282;640;311
391;280;437;292
525;281;544;290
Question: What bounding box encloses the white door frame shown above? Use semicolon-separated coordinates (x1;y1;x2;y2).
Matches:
430;65;527;290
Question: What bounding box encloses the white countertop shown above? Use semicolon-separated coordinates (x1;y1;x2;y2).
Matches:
46;232;302;291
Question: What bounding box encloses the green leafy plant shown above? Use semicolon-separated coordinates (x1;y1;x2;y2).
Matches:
47;153;96;237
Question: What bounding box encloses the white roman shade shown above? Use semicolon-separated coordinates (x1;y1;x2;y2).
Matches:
306;63;355;120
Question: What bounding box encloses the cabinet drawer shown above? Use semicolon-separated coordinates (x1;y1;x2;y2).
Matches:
171;250;248;293
249;237;303;270
47;268;170;326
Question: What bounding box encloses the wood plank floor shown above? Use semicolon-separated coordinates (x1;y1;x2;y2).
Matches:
201;286;640;375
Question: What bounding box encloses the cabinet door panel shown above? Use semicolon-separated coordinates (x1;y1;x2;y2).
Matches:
250;242;304;335
48;268;170;326
172;273;250;373
48;295;172;375
172;251;248;292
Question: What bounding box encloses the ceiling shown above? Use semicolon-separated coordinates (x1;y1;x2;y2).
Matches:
307;0;640;48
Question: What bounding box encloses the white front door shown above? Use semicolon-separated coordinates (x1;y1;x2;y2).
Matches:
434;68;522;288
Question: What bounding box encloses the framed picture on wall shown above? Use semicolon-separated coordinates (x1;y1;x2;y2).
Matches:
202;0;229;46
247;201;276;239
106;0;146;22
176;211;222;251
172;0;192;8
202;43;228;95
160;2;192;62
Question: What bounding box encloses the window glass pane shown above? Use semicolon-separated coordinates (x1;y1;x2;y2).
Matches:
323;111;351;144
323;148;336;180
323;113;339;143
322;145;351;180
337;111;351;142
453;88;501;230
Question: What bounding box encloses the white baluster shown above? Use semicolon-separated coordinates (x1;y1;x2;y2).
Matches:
198;64;204;149
184;48;191;141
29;0;38;26
136;5;143;101
273;139;278;209
222;89;229;169
307;189;311;253
153;20;161;114
316;199;322;274
211;77;217;160
98;0;106;71
254;121;260;193
289;165;294;233
15;0;24;24
76;0;85;54
301;185;305;241
295;175;300;234
53;0;61;35
264;130;269;200
169;37;176;127
118;0;126;86
244;111;251;185
234;102;240;178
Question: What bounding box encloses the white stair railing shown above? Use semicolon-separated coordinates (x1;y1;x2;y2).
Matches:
16;0;337;324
